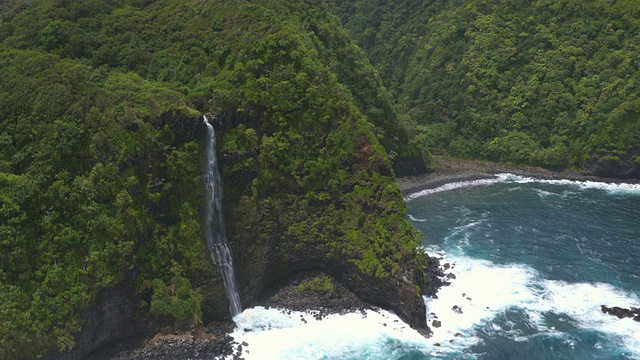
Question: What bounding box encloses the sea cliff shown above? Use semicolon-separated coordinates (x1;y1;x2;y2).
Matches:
0;1;431;358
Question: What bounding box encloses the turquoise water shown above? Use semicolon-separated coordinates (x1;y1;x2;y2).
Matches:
409;175;640;359
228;175;640;359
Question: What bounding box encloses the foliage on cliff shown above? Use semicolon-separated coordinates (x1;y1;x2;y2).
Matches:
0;0;426;357
331;0;640;171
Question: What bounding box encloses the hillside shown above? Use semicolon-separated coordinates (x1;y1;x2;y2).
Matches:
0;1;430;358
331;0;640;176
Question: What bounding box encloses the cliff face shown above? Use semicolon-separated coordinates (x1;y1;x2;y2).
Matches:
215;109;428;329
583;147;640;179
0;1;429;358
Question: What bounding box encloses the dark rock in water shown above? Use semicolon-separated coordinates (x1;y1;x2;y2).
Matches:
432;320;442;328
452;305;463;314
445;273;456;280
454;333;463;337
601;305;640;321
443;263;451;270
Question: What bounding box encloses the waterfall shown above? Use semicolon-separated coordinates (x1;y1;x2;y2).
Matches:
203;115;242;318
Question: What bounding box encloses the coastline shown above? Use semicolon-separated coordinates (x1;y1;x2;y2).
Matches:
397;156;639;197
88;157;639;360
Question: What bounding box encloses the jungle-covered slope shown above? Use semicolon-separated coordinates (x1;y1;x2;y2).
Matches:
331;0;640;175
0;1;429;358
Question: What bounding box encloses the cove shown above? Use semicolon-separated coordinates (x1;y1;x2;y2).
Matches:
223;174;640;359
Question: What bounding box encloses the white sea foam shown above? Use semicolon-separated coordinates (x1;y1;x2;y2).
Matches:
495;173;640;196
405;173;640;200
424;251;539;351
528;280;640;356
223;249;640;359
228;307;432;360
408;214;428;222
405;178;502;200
424;248;640;358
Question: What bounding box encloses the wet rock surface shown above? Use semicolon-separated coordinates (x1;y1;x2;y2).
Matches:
421;255;445;297
259;271;378;318
87;271;396;359
601;305;640;322
86;324;241;360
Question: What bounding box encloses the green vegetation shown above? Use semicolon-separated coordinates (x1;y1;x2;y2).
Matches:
331;0;640;170
0;0;425;357
149;276;203;327
293;275;336;296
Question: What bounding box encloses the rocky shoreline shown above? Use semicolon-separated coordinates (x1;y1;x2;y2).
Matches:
86;322;240;360
89;157;639;359
86;271;393;359
396;156;639;197
399;156;640;332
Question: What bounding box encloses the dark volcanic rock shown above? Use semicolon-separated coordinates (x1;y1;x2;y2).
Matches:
86;321;239;360
259;271;376;317
421;255;445;297
584;147;640;179
601;305;640;321
50;286;141;360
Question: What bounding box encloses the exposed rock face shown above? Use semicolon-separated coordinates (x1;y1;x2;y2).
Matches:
259;271;373;314
75;107;430;355
584;147;640;179
86;331;239;360
421;255;445;297
215;109;431;331
47;105;432;359
48;286;140;360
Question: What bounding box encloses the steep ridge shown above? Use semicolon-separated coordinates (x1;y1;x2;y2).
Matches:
331;0;640;177
0;1;431;358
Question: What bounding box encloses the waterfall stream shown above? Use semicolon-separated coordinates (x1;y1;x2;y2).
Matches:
203;115;242;318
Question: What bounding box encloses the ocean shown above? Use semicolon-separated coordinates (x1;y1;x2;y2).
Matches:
228;174;640;359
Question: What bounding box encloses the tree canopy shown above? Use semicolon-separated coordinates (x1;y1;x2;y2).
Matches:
331;0;640;170
0;1;427;357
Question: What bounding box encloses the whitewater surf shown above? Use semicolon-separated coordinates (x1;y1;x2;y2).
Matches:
224;175;639;359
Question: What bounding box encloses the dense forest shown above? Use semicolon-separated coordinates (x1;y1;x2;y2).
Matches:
3;0;640;358
0;0;428;358
331;0;640;172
